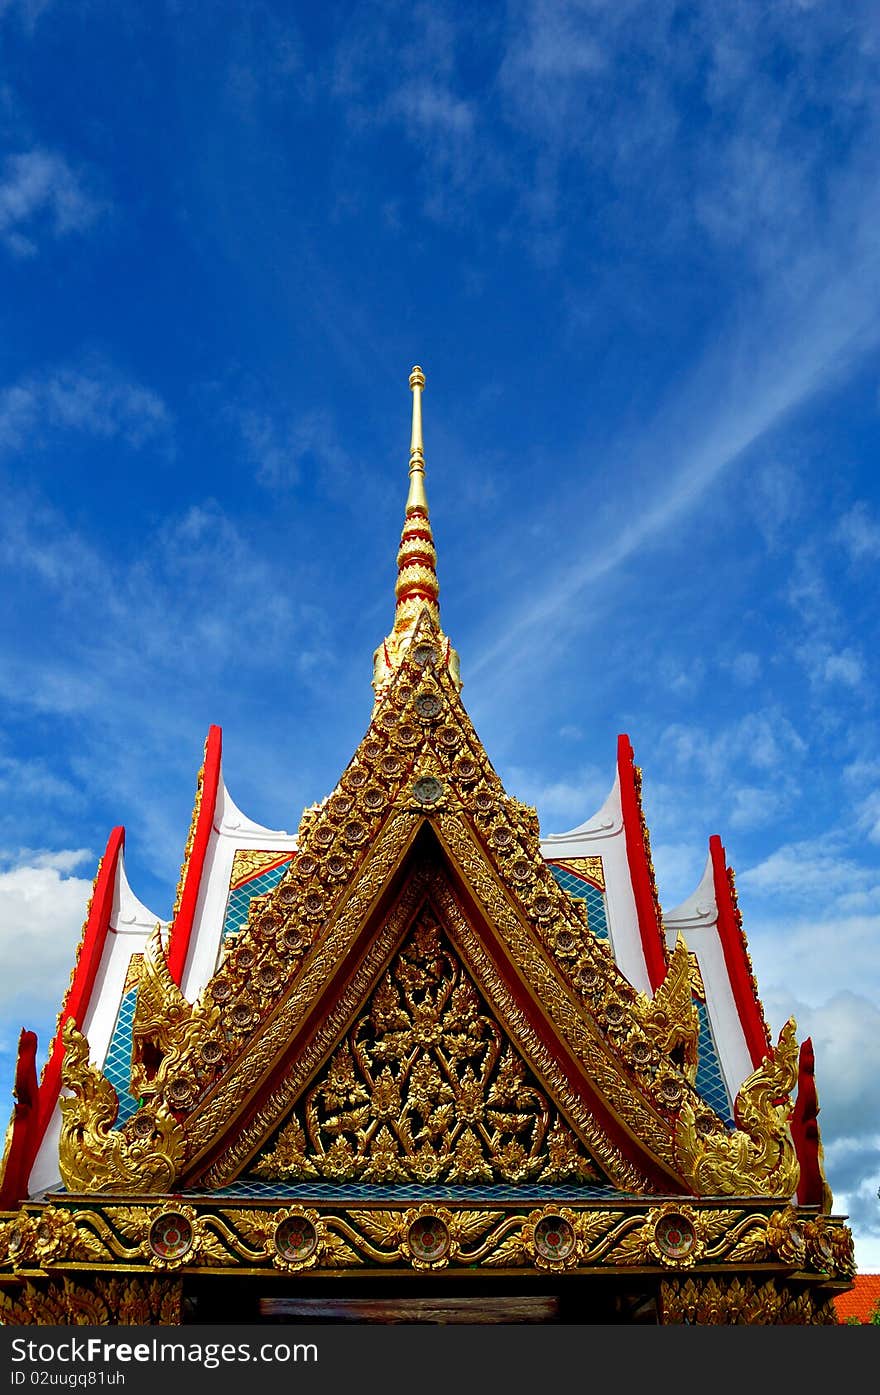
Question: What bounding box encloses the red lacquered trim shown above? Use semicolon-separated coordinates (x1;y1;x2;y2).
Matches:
32;825;125;1155
791;1036;830;1208
0;1030;39;1205
617;735;667;992
166;725;223;987
710;834;770;1068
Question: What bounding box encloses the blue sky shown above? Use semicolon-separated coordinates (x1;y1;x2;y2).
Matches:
1;0;878;1270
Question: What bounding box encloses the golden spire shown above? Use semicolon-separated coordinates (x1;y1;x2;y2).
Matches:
406;365;429;515
372;366;461;701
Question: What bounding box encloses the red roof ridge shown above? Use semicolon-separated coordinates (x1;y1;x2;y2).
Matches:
617;734;667;993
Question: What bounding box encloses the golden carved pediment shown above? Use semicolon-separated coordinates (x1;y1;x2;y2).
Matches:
252;905;606;1188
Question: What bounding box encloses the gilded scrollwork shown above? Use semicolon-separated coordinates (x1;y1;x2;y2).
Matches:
639;936;701;1084
1;1195;856;1303
674;1019;801;1198
130;923;222;1108
57;1020;184;1194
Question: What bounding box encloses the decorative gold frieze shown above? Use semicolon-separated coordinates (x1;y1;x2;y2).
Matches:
0;1197;855;1303
0;1276;182;1326
659;1275;839;1325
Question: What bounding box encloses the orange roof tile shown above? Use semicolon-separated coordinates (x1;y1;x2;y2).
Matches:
834;1273;880;1324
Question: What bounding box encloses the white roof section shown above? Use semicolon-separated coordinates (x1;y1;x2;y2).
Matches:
663;851;755;1107
540;769;652;996
179;775;298;1002
28;850;166;1197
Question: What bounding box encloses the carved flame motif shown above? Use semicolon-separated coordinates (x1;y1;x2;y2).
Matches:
674;1019;801;1198
253;910;603;1187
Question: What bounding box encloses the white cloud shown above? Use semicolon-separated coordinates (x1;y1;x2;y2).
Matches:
855;790;880;845
728;785;787;830
795;642;866;691
389;81;474;137
755;991;880;1261
658;656;705;697
724;651;762;685
0;0;55;27
0;362;171;457
740;836;880;904
0;851;94;1057
501;761;610;833
836;501;880;562
0;148;103;256
0;753;81;808
661;710;806;785
233;405;352;496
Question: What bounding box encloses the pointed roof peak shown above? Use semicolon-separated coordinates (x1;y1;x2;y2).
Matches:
372;365;461;704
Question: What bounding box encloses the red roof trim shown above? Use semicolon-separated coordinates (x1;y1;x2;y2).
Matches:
27;825;126;1174
0;1030;39;1206
166;725;223;986
710;833;770;1068
791;1036;831;1209
617;735;667;993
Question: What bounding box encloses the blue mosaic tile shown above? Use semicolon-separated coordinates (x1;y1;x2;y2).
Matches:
206;1180;630;1202
104;987;140;1128
694;999;734;1126
549;864;610;943
219;861;291;951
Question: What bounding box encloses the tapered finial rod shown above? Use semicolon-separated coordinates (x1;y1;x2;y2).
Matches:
406;365;428;515
371;364;461;701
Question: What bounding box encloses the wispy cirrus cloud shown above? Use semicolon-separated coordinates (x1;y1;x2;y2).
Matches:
0;148;104;257
231;402;353;496
0;360;170;456
836;501;880;563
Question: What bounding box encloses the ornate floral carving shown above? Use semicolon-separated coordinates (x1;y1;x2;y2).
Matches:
254;909;601;1187
0;1276;182;1326
659;1275;837;1325
640;937;701;1084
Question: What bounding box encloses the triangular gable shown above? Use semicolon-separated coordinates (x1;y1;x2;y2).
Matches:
250;898;610;1188
57;611;802;1204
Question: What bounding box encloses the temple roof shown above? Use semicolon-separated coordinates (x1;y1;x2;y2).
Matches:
0;367;835;1228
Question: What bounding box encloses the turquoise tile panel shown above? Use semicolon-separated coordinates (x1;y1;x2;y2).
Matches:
549;864;610;942
695;999;734;1126
219;860;292;948
104;986;140;1128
